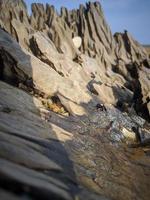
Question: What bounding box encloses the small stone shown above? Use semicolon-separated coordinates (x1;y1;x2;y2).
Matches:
72;36;82;49
121;127;136;141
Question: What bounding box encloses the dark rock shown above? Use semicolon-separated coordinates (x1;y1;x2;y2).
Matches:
96;103;107;112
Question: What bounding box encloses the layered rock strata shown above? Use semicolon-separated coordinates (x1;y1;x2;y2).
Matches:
0;0;150;200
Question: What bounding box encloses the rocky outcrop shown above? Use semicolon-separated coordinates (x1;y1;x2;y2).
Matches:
0;81;80;200
60;2;116;65
0;0;149;116
114;31;148;64
0;0;31;49
0;28;95;116
1;79;150;200
0;0;150;199
31;3;78;59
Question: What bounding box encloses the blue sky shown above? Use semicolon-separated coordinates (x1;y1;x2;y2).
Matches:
25;0;150;44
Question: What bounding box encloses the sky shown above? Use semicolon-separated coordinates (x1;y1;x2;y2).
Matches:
25;0;150;44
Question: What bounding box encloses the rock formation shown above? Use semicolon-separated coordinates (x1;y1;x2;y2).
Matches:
0;0;150;200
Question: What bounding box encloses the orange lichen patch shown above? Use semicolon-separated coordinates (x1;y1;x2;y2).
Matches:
48;103;65;113
41;98;68;114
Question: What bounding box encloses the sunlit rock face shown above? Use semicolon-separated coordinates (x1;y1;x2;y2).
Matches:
0;0;150;200
1;0;149;117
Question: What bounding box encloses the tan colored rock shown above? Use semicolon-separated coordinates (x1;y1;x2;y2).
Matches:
0;0;31;49
0;28;94;116
114;31;148;64
72;36;82;49
121;127;136;141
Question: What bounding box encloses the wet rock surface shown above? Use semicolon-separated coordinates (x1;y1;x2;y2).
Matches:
0;0;150;200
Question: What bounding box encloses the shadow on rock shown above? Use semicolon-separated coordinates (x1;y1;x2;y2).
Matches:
0;29;79;200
